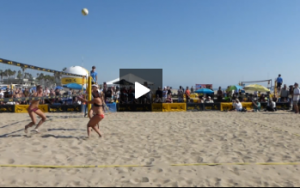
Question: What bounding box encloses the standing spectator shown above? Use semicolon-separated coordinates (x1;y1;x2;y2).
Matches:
289;85;294;110
156;87;163;99
253;91;258;98
178;86;184;103
90;66;98;84
217;87;223;102
0;89;4;99
163;87;168;102
191;87;195;94
105;87;113;103
115;88;120;102
280;84;289;102
167;86;172;96
24;88;30;97
293;83;300;114
44;87;50;97
185;87;191;103
276;74;283;92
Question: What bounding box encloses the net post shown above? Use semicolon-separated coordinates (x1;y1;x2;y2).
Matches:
88;76;92;111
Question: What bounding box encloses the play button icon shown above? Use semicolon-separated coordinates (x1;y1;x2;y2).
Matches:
135;82;150;99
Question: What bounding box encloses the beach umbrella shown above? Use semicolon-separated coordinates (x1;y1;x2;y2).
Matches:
63;83;85;90
55;86;64;90
195;88;214;94
227;85;244;91
244;84;270;92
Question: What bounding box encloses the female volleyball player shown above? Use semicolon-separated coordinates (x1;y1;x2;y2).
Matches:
25;85;47;134
78;85;105;138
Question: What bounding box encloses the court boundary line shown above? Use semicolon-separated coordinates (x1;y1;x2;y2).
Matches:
0;162;300;169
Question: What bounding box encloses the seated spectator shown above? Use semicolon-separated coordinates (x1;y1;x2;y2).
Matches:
265;99;276;112
247;94;254;102
259;94;266;103
166;94;173;103
233;99;243;112
154;95;162;103
198;96;204;103
252;98;261;112
206;96;214;103
73;97;82;105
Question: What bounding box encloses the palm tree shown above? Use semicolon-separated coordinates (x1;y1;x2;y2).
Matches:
0;70;3;82
17;70;23;80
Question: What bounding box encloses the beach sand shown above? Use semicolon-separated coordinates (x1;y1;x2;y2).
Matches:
0;111;300;187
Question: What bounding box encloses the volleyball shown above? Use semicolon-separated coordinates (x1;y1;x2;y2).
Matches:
82;8;89;16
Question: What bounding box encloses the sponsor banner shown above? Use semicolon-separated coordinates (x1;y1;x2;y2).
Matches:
15;105;49;113
0;105;15;113
117;104;152;112
61;77;86;85
167;103;186;112
187;103;221;111
220;103;234;111
65;105;81;112
261;102;290;110
49;105;82;113
49;105;65;113
196;84;213;90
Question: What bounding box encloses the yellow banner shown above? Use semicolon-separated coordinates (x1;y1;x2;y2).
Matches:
61;77;86;85
152;103;187;112
15;105;49;113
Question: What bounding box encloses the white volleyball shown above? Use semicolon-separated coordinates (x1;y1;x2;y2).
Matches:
82;8;89;16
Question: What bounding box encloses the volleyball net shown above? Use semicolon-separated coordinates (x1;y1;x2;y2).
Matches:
0;58;92;110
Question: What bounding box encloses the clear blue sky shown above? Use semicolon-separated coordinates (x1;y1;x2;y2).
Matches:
1;0;299;89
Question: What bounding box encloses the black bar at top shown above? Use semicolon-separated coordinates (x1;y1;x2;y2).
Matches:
0;58;85;77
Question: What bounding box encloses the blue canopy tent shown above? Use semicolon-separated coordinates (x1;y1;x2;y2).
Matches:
195;88;214;94
63;83;85;90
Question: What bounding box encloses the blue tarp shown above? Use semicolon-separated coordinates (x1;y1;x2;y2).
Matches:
63;83;85;90
55;86;64;90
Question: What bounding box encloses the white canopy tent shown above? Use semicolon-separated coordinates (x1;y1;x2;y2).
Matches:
106;74;154;85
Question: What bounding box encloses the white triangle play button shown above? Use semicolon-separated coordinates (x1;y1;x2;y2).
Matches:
135;82;150;99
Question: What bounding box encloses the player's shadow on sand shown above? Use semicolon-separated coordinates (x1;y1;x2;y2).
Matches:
46;116;84;119
42;134;87;139
0;129;24;138
0;122;22;129
48;128;86;132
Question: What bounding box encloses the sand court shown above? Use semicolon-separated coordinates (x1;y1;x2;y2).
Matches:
0;112;300;187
